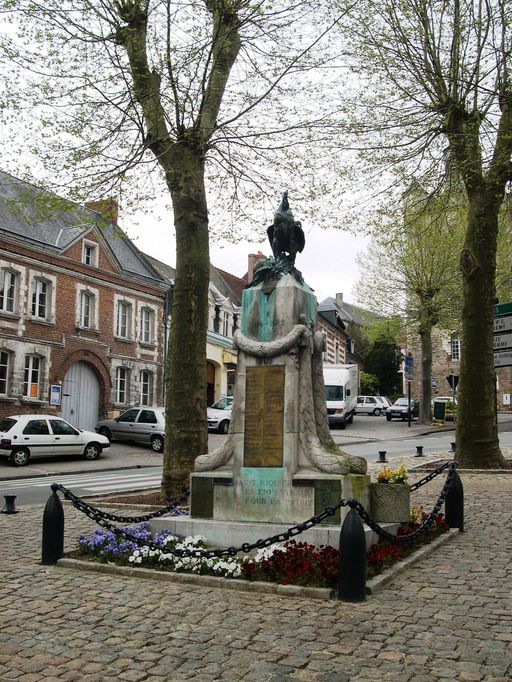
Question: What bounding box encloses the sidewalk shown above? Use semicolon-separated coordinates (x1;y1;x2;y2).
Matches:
0;470;511;680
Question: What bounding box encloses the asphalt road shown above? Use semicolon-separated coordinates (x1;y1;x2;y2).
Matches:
2;414;511;507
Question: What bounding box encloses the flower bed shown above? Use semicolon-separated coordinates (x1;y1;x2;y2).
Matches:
75;508;449;590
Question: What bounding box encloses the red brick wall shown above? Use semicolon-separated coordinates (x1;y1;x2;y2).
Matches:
0;232;166;421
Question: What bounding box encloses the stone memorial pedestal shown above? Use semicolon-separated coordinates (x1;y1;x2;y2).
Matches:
152;196;370;549
151;267;370;548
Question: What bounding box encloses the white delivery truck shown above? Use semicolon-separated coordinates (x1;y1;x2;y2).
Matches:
322;364;359;429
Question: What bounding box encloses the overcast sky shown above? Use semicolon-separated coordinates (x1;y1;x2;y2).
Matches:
125;204;370;305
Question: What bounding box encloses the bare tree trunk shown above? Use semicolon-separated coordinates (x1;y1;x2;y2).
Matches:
456;192;508;468
161;144;210;499
418;320;433;424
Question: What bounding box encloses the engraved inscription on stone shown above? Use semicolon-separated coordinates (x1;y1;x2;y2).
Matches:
244;365;284;467
213;468;315;523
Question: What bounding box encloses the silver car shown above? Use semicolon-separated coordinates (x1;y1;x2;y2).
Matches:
96;407;165;452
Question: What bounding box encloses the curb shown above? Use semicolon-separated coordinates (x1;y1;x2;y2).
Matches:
56;528;460;601
56;558;334;601
0;463;160;483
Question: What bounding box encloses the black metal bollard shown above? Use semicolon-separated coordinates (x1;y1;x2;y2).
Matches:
415;445;424;457
377;450;387;463
41;483;64;565
450;441;456;453
1;494;18;514
338;505;366;602
445;470;464;532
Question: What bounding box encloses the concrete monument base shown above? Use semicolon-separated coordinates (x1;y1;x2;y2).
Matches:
148;515;400;551
188;470;370;525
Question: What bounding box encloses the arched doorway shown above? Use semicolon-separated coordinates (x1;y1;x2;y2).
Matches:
61;361;100;430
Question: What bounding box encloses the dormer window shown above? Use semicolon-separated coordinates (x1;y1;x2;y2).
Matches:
82;240;98;267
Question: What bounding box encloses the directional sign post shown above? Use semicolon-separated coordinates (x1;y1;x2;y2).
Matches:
494;302;512;368
404;353;414;427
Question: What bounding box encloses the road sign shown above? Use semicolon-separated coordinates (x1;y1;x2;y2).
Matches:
494;302;512;367
494;301;512;316
432;377;437;389
494;332;512;351
404;366;413;380
446;374;459;390
494;350;512;368
404;353;414;366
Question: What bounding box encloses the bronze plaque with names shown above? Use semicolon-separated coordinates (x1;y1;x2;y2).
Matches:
244;365;285;467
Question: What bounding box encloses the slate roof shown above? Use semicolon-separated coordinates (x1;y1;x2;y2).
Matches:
145;253;244;308
0;170;164;285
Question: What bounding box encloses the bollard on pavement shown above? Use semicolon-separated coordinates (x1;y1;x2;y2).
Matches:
1;494;18;514
445;469;464;532
450;441;456;453
338;504;366;602
415;445;424;457
377;450;387;463
41;483;64;565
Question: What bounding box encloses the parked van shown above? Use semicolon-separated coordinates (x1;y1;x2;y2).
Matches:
323;364;359;429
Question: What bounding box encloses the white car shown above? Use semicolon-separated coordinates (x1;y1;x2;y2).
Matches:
355;396;390;416
207;397;233;434
0;414;110;467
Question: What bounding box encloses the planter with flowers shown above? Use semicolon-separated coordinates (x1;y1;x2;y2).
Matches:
370;463;410;523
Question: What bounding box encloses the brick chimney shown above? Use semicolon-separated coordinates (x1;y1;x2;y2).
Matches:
335;292;344;309
247;251;267;283
86;198;119;225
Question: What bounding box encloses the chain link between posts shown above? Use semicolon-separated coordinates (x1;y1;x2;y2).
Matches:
55;460;457;558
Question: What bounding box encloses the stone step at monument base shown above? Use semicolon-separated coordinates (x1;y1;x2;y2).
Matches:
149;516;400;551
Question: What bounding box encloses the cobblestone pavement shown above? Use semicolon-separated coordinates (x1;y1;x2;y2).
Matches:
1;467;511;681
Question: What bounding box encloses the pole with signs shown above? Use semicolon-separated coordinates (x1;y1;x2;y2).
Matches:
404;353;414;427
494;302;512;368
494;302;512;414
446;374;459;424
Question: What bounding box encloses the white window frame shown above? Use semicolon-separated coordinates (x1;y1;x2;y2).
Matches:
451;338;461;361
0;350;11;395
23;354;41;399
116;301;130;339
28;271;56;323
32;279;47;319
76;284;99;330
139;306;156;344
222;311;230;337
115;366;129;404
0;269;18;314
82;239;99;267
139;370;153;406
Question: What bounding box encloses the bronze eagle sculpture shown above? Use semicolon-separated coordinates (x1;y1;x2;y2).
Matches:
267;191;305;265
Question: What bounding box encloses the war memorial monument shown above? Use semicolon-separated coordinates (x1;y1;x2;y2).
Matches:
151;193;371;546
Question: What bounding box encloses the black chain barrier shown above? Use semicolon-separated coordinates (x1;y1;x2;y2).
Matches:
56;460;456;558
354;460;458;543
409;459;452;492
56;484;190;524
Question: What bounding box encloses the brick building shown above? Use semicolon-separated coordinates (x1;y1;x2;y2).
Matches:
0;171;169;429
146;254;242;406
